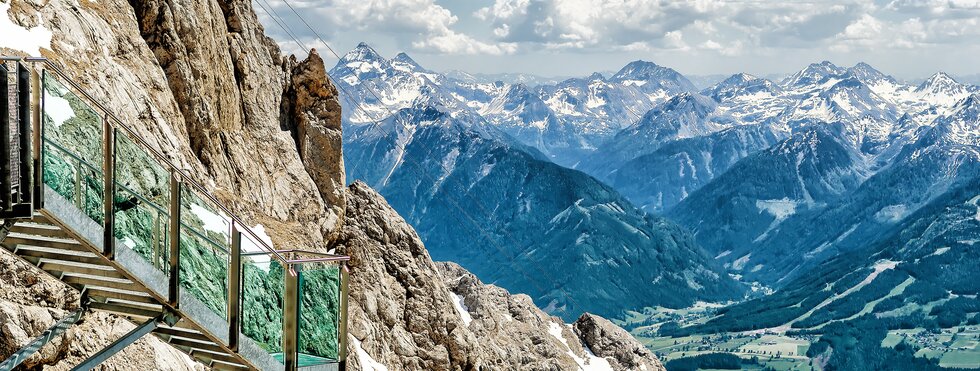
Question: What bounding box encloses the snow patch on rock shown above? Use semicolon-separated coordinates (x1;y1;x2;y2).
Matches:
0;2;52;56
352;337;390;371
450;292;473;326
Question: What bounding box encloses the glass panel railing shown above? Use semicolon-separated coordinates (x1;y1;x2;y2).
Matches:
41;72;104;223
298;263;341;365
178;185;231;319
241;232;285;360
113;129;171;273
34;62;352;369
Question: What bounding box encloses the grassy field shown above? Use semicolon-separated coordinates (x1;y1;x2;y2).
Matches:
649;333;817;370
739;335;810;357
628;305;821;370
882;327;980;369
941;350;980;369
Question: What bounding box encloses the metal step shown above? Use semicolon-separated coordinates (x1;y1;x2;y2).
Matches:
25;213;57;226
90;301;164;319
9;222;72;239
168;337;227;354
62;273;143;293
41;261;127;280
13;246;105;266
153;326;212;342
86;288;158;305
209;359;251;370
190;348;246;367
4;232;89;252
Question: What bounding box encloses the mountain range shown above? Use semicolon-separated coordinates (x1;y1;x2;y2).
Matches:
333;42;980;369
333;43;743;321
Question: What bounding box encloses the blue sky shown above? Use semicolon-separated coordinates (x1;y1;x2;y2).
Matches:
254;0;980;79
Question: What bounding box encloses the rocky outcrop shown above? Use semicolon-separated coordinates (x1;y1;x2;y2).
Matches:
336;182;665;371
335;182;484;370
437;261;583;370
574;314;667;371
126;0;346;245
282;49;346;240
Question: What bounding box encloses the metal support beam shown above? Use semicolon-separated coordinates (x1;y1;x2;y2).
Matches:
337;263;350;371
1;62;10;213
16;63;31;207
338;264;350;371
0;307;85;371
69;311;179;371
168;173;181;305
32;69;41;209
228;222;242;351
283;265;300;371
102;124;114;258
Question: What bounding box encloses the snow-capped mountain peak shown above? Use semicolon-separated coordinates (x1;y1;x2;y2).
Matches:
917;72;966;93
391;52;425;72
613;92;728;144
782;60;847;87
341;42;386;64
608;60;697;93
656;92;718;115
915;72;971;106
846;62;897;86
610;60;665;81
701;73;782;103
725;73;758;85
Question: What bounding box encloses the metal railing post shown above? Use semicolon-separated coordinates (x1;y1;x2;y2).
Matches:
102;122;114;258
17;63;31;208
338;263;350;370
1;62;11;213
31;69;41;209
168;173;181;306
73;158;82;209
283;264;300;371
28;65;39;210
228;222;242;351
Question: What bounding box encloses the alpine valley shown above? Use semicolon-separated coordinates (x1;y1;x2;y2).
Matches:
335;43;980;370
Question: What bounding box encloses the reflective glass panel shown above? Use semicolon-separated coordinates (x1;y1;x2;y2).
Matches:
298;263;341;364
241;231;285;358
178;185;231;319
113;130;171;273
41;72;104;222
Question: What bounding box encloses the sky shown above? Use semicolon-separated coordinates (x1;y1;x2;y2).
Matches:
254;0;980;80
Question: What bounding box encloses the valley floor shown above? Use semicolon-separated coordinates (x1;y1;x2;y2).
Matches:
617;304;980;371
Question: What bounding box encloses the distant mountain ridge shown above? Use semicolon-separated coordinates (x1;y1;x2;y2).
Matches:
334;44;745;321
332;44;980;369
332;43;979;313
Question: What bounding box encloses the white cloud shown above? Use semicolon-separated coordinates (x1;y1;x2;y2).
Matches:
471;0;978;55
259;0;980;76
259;0;516;55
413;34;518;55
831;8;980;52
663;30;689;50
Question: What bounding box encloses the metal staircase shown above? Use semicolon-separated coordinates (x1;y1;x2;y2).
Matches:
0;57;350;371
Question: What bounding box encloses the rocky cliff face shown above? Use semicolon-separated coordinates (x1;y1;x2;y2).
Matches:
336;182;663;370
573;314;665;371
0;0;660;369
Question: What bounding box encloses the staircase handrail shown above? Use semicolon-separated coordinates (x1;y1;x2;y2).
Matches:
8;56;348;266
